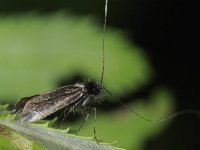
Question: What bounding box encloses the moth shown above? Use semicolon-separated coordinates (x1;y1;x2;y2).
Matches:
12;82;103;123
12;0;109;142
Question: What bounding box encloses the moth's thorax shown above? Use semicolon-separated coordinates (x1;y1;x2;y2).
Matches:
76;82;103;96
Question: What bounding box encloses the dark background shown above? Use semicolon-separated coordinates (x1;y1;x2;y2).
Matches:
1;0;199;149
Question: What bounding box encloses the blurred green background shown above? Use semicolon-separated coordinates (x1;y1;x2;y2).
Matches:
0;0;199;150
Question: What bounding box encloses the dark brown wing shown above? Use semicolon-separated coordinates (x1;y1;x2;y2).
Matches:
13;85;80;113
12;86;71;113
19;84;87;122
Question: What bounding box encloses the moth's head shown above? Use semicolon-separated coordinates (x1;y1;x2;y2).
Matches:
85;81;103;96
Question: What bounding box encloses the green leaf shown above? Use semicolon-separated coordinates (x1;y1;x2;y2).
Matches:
0;104;122;150
0;116;122;150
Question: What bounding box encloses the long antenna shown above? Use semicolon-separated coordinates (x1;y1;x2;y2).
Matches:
104;87;153;122
100;0;108;84
104;87;200;123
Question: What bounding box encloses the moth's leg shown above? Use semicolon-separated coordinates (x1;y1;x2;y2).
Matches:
63;108;70;119
74;113;89;135
53;108;70;128
92;107;99;144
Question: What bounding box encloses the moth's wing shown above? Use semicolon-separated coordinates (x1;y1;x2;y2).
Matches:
12;95;39;113
13;85;77;113
20;85;87;122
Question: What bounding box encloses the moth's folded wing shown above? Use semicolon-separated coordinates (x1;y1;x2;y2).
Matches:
17;84;87;122
12;85;72;114
20;91;86;122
